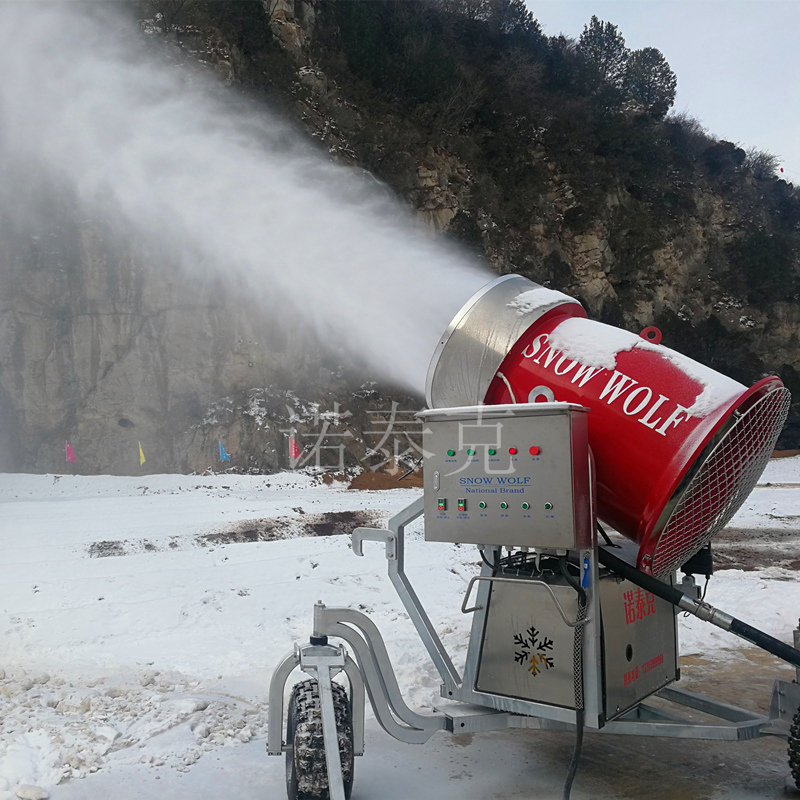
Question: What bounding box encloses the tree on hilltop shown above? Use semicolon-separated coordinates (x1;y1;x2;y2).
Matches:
577;15;628;87
623;47;677;118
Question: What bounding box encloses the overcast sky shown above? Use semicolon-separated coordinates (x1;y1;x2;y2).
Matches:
528;0;800;184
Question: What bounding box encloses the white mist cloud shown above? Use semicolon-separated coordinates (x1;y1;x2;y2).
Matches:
0;2;490;394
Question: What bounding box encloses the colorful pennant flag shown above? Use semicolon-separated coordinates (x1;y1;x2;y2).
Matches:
288;434;301;460
219;441;230;462
65;441;77;463
138;441;146;466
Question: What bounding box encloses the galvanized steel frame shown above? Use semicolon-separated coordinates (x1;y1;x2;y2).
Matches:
267;494;796;796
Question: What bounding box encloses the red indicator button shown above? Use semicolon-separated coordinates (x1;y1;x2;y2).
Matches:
509;447;518;455
529;446;540;456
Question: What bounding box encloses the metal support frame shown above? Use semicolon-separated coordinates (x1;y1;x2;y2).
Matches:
267;642;365;758
351;496;606;727
268;495;800;797
353;496;461;695
301;645;347;800
267;642;358;800
313;603;447;743
765;679;800;736
602;685;769;740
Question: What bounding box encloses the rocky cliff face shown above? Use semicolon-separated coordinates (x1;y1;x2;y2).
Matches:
1;0;798;474
0;190;421;475
250;0;799;440
0;159;421;475
0;173;328;473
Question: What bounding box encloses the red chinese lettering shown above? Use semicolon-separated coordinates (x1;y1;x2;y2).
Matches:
623;590;636;624
623;667;640;686
635;588;648;620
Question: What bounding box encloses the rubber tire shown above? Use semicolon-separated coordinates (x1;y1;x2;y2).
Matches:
789;705;800;791
285;678;354;800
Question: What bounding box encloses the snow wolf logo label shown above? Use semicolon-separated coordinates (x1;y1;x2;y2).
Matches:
513;625;555;677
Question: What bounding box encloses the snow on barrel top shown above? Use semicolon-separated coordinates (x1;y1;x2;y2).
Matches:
545;316;744;417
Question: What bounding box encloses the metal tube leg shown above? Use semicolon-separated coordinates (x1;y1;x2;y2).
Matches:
299;643;349;800
343;657;365;757
317;668;346;800
267;648;300;756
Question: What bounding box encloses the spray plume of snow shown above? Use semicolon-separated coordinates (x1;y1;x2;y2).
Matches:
0;3;490;394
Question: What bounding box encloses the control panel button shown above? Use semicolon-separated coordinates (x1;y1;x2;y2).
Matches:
457;499;466;511
438;499;447;511
522;502;530;510
446;449;456;457
529;445;540;456
500;502;508;510
508;447;518;455
544;502;553;510
479;501;487;509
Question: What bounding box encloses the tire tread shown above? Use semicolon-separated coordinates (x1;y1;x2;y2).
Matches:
286;678;353;800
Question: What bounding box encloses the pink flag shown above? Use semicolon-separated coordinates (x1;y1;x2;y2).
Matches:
288;436;301;460
65;441;77;463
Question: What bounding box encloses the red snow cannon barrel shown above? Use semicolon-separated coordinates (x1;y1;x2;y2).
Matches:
425;275;791;578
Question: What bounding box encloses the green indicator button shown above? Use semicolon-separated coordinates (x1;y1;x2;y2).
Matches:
500;502;508;510
479;501;487;509
467;448;476;456
522;502;530;510
544;502;553;510
446;449;456;457
488;448;496;456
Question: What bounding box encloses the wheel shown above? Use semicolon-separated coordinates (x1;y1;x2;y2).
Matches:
789;705;800;790
285;678;354;800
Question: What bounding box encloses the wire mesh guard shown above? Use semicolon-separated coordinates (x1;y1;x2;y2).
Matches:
649;386;792;579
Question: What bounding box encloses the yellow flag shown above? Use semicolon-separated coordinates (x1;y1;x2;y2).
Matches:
138;441;146;466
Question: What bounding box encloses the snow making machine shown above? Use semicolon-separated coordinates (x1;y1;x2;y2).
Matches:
268;274;800;799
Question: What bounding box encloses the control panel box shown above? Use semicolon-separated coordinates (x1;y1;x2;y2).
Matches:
417;403;591;549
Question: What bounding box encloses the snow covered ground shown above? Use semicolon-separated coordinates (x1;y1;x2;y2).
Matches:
1;460;799;799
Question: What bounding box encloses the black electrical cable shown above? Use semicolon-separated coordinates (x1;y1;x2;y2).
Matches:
559;556;583;596
559;556;587;800
563;708;585;800
596;523;616;548
480;548;496;571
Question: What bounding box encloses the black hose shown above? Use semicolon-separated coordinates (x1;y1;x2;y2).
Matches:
598;547;684;604
598;545;800;670
728;618;800;668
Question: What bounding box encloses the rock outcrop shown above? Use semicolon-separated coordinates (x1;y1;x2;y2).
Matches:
1;1;797;474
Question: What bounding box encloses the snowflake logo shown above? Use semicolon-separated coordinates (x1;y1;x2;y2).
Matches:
513;625;555;677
